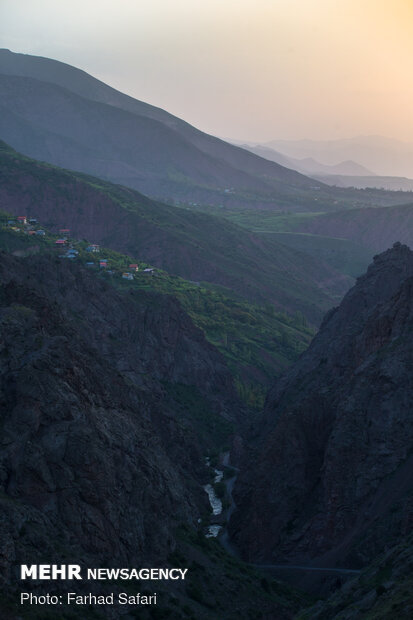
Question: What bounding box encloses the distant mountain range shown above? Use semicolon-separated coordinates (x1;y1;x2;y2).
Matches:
263;135;413;178
237;141;413;193
237;142;374;177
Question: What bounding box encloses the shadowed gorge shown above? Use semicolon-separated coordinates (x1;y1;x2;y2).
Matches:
231;243;413;583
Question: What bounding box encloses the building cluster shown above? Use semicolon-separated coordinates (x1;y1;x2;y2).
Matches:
5;215;156;281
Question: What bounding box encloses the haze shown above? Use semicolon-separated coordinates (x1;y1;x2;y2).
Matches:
1;0;412;143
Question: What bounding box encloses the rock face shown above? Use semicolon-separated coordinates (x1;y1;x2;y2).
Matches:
231;243;413;568
0;252;241;585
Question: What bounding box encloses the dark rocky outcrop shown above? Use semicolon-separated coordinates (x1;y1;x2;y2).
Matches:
0;251;241;586
231;243;413;569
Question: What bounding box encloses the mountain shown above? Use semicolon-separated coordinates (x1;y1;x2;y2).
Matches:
0;49;335;211
0;248;309;619
265;136;413;178
239;143;374;177
230;243;413;571
2;50;410;216
297;202;413;254
0;208;315;411
0;140;353;324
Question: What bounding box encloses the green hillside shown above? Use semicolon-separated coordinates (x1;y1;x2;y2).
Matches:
0;211;312;409
0;140;352;324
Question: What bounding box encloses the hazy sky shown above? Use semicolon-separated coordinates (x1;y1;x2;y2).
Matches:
1;0;412;142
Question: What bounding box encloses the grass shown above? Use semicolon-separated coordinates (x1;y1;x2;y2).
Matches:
0;212;313;411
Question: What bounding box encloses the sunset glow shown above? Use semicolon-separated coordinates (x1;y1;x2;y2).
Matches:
1;0;412;141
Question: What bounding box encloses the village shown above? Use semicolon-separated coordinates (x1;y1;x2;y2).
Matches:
3;214;157;282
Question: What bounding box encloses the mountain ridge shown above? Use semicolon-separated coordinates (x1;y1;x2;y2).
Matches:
0;49;331;211
230;242;413;571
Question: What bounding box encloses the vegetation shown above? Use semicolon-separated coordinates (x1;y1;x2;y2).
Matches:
0;140;352;325
0;211;313;410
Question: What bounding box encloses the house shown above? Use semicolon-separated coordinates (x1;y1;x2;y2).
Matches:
36;230;46;236
7;220;15;226
27;230;36;235
99;260;108;268
86;262;95;267
28;218;37;224
59;228;70;235
122;272;134;280
17;216;27;224
86;244;100;253
55;239;66;245
143;268;154;273
129;264;139;271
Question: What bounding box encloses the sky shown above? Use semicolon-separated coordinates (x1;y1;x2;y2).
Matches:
1;0;413;142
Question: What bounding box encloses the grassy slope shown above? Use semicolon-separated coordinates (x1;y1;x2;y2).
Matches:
295;202;413;253
0;214;312;409
0;140;351;324
258;232;373;278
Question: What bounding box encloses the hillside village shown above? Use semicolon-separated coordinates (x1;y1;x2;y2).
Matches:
1;212;157;281
0;207;312;412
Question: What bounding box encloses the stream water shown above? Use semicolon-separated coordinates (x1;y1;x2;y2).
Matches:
204;468;224;537
203;453;238;539
203;455;359;589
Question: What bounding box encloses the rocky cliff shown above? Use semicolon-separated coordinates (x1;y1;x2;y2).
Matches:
0;248;311;620
231;243;413;569
0;250;242;586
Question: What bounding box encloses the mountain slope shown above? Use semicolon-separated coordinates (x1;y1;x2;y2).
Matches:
0;49;335;211
0;140;353;323
0;49;327;188
298;202;413;253
2;49;410;216
0;251;208;575
0;250;309;620
231;243;413;569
